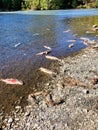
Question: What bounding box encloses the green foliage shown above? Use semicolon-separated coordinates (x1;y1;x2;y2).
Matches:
2;0;12;10
96;0;98;7
50;0;64;9
22;0;33;9
12;0;22;10
32;0;41;10
0;0;22;10
72;0;78;8
0;0;97;11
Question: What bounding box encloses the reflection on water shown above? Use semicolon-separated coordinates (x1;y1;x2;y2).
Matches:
68;16;98;36
0;9;98;113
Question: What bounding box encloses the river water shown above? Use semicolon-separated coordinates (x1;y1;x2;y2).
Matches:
0;9;98;113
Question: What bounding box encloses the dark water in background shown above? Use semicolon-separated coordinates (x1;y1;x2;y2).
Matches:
0;9;98;113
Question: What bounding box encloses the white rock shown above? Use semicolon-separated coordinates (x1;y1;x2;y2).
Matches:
15;118;20;121
26;122;30;126
33;124;38;128
8;118;13;123
15;106;21;109
24;112;30;116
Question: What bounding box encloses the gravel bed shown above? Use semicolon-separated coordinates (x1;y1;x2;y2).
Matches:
1;46;98;130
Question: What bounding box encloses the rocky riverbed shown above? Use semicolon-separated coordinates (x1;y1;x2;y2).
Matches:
1;45;98;130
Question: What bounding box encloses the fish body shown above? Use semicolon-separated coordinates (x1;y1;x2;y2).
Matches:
92;44;98;48
36;51;46;56
36;45;52;56
43;46;51;50
36;49;51;56
93;24;98;28
86;31;94;34
68;43;74;48
67;40;76;42
80;37;89;41
0;78;23;85
63;29;71;33
14;43;21;47
39;67;56;75
33;33;39;36
45;55;60;61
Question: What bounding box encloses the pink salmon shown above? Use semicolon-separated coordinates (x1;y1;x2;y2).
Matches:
0;78;23;85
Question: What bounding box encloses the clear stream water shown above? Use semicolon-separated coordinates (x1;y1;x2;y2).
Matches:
0;9;98;113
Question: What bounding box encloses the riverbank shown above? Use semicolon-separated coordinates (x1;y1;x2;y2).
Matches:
1;44;98;130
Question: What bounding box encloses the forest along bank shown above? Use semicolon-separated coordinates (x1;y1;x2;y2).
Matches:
0;0;98;10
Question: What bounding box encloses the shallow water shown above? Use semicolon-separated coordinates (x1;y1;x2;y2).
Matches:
0;9;98;113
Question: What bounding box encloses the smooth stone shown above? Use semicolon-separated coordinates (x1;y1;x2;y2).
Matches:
8;118;13;123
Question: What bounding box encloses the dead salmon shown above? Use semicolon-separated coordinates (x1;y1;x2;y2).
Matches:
0;78;23;85
67;40;76;42
63;29;71;33
68;43;74;48
45;55;60;61
14;43;22;48
36;49;51;56
39;67;56;75
43;46;51;50
80;37;89;41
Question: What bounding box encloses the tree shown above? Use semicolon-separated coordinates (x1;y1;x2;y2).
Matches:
62;0;72;8
21;0;31;9
2;0;12;10
82;0;90;4
0;0;97;11
12;0;22;10
96;0;98;7
0;0;3;9
32;0;41;10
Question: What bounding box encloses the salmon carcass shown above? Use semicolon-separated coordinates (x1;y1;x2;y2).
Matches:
36;49;51;56
0;78;23;85
45;55;60;61
43;46;51;50
68;43;74;48
63;29;71;33
67;40;76;42
39;67;56;75
14;43;22;48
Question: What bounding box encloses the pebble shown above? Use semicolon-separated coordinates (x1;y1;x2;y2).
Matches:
4;119;8;122
15;118;20;121
82;109;88;114
24;112;30;116
33;124;39;129
26;105;32;108
8;118;13;123
6;123;11;127
45;94;54;106
27;94;38;105
26;122;30;126
68;43;74;48
15;106;21;109
82;89;89;94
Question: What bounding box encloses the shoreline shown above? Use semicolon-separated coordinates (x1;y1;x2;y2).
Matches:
1;45;98;129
